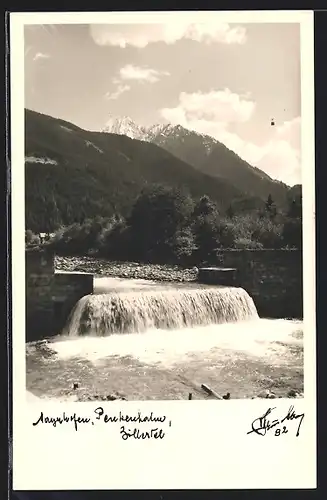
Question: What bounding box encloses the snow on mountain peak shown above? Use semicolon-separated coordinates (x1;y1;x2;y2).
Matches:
102;115;147;140
101;115;218;151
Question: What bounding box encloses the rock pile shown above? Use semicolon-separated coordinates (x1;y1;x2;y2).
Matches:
55;256;198;283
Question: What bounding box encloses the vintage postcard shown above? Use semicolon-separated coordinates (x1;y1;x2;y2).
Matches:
10;10;315;490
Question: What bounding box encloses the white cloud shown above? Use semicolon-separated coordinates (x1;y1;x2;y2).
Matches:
90;22;247;48
105;84;131;100
161;88;256;126
105;64;168;101
33;52;50;61
118;64;170;83
25;46;32;58
160;90;301;185
276;116;301;151
210;124;301;186
255;119;301;185
183;22;247;45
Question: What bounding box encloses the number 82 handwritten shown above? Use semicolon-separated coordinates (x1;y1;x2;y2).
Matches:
275;426;288;436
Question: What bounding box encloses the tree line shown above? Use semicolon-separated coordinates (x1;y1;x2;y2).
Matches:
26;184;302;266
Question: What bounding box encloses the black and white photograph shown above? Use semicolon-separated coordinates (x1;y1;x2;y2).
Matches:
23;18;307;403
10;10;316;490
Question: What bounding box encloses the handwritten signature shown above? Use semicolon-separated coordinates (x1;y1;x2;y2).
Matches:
247;405;304;437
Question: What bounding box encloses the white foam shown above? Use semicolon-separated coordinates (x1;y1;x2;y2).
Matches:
52;318;302;368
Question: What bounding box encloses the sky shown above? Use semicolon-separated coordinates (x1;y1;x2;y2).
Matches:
24;22;301;186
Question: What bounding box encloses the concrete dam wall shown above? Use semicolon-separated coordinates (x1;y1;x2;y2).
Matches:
198;249;303;319
26;247;93;341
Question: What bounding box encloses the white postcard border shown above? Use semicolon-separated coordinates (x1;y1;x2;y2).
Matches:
10;10;316;490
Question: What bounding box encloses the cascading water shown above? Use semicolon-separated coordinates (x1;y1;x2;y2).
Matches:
62;286;259;337
27;277;303;401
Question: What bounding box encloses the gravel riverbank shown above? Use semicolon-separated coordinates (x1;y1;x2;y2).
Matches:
55;256;198;282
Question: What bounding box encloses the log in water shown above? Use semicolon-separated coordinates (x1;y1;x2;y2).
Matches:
62;286;259;337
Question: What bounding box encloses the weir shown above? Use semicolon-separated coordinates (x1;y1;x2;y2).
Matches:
26;248;302;341
62;286;259;337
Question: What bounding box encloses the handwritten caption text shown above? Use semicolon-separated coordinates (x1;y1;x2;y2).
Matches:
32;407;172;440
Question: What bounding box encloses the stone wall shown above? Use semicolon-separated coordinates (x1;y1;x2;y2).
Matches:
198;267;237;286
217;249;303;319
26;248;94;341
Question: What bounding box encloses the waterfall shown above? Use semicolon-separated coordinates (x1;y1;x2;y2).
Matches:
62;286;259;337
